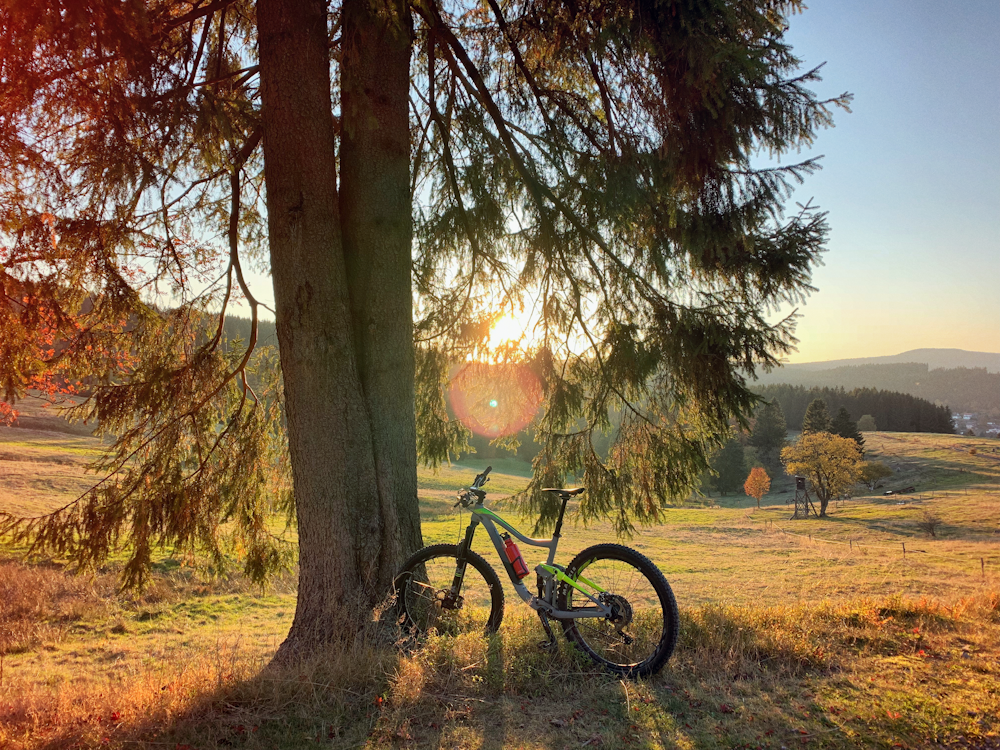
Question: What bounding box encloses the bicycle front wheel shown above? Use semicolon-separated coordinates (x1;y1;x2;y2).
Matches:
557;543;679;677
395;543;504;637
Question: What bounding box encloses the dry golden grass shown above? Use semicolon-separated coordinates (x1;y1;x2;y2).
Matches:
2;427;1000;748
0;561;117;655
1;548;997;750
0;432;102;517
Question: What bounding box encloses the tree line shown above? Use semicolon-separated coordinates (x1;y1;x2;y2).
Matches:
222;315;278;352
754;362;999;419
707;396;894;507
754;385;953;435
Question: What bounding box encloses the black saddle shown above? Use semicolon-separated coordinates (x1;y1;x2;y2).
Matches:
541;487;586;497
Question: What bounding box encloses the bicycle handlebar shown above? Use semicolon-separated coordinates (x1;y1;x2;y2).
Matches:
455;466;493;508
472;465;492;488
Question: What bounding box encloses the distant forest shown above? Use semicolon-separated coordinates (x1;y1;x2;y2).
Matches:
222;315;278;349
754;384;954;434
753;362;999;419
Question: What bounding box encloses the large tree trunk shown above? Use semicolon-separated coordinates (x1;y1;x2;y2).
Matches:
339;0;423;587
256;0;420;659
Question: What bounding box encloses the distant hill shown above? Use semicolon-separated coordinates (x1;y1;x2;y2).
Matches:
752;349;1000;419
779;349;1000;373
752;362;999;419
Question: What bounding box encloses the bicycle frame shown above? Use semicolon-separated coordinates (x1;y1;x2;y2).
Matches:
456;501;612;622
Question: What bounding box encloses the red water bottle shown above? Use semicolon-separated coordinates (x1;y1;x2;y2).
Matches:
503;533;530;579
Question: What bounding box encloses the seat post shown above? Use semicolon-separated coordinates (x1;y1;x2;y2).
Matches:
553;494;570;539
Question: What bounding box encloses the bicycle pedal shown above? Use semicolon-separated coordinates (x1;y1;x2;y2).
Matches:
538;638;558;651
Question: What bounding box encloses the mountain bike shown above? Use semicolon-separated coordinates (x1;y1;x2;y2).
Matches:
393;466;679;677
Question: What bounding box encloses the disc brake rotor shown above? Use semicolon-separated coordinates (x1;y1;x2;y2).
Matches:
599;592;635;644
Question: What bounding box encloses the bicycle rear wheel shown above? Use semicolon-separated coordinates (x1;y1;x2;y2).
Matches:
395;543;504;637
557;543;678;677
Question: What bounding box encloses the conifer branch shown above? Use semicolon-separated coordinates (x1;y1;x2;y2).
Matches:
214;5;228;81
192;64;259;90
165;0;238;33
427;34;486;268
417;2;551;226
187;7;212;86
3;133;267;545
584;48;618;154
482;0;571;157
408;95;432;197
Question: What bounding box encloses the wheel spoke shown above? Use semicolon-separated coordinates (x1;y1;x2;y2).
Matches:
397;544;504;637
558;544;678;677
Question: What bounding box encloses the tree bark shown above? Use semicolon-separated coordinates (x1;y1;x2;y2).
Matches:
339;0;423;587
256;0;421;659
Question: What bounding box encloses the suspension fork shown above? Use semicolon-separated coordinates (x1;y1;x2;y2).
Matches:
449;515;480;598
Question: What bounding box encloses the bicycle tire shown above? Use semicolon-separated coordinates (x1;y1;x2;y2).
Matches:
557;543;679;677
395;543;504;636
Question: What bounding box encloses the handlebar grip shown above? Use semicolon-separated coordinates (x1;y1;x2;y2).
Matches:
472;465;493;488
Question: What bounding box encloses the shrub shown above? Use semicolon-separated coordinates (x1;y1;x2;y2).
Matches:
916;511;942;538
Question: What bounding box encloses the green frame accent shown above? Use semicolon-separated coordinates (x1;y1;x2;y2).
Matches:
538;563;607;597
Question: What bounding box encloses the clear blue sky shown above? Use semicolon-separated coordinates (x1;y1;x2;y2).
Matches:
776;0;1000;362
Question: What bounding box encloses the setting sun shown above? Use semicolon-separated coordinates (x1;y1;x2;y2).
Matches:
486;308;534;350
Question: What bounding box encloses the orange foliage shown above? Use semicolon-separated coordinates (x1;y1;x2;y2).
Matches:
743;467;771;509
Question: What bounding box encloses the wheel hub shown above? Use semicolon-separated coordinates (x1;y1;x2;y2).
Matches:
599;592;635;645
599;592;634;628
438;590;464;610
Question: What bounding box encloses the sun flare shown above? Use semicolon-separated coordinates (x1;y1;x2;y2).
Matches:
486;307;537;350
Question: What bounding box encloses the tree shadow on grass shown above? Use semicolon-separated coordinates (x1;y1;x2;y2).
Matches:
8;602;998;749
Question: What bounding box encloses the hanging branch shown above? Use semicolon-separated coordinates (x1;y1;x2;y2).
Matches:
416;2;551;227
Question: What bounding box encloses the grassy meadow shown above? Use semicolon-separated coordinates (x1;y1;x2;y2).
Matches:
1;408;999;749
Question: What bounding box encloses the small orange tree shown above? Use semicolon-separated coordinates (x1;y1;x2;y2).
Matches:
744;467;771;509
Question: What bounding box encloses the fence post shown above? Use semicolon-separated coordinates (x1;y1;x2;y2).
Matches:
902;543;906;558
983;558;987;580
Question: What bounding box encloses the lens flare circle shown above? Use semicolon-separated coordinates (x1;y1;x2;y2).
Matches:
448;363;542;439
